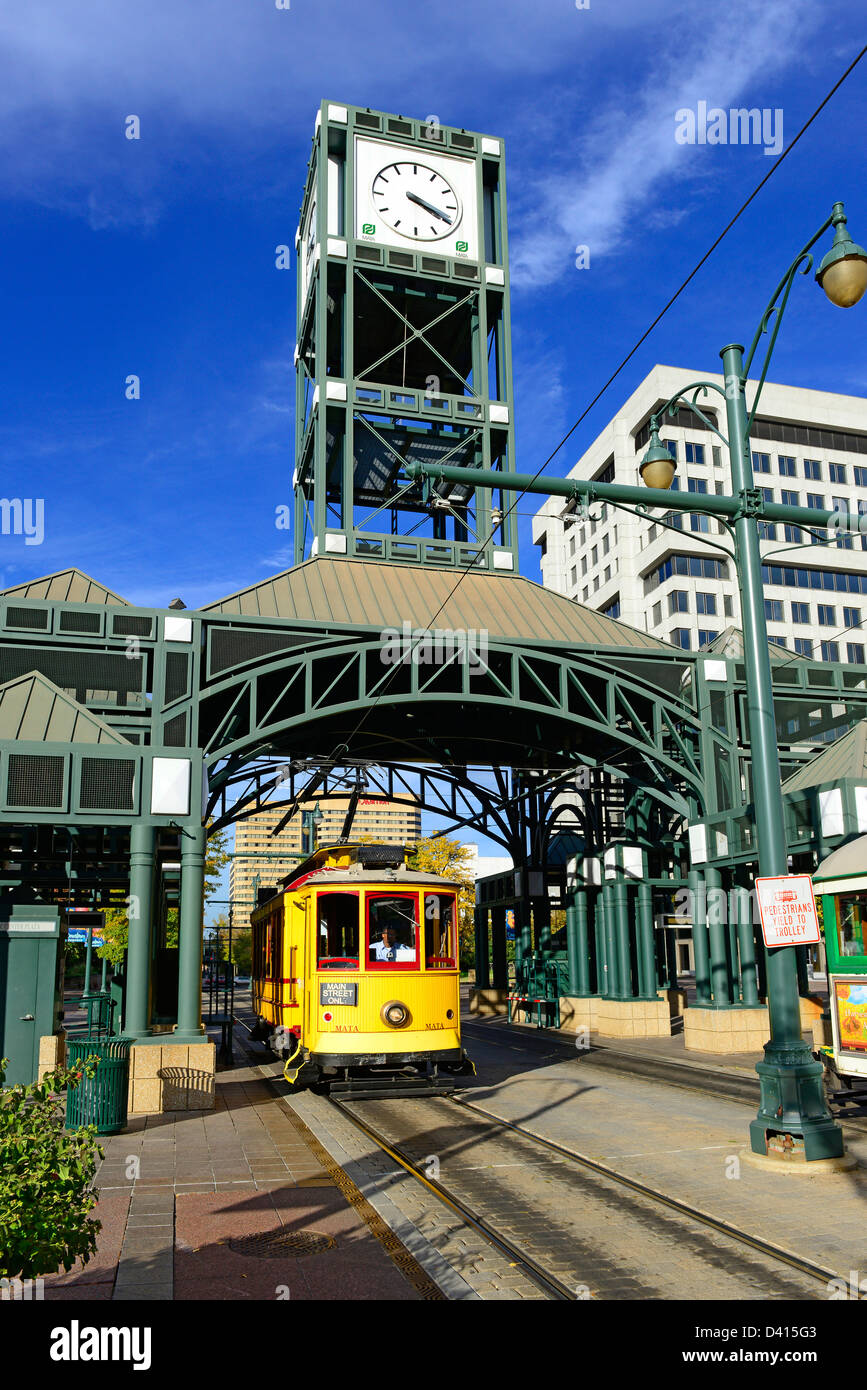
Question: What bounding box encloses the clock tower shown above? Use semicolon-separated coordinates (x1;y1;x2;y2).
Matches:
293;101;518;573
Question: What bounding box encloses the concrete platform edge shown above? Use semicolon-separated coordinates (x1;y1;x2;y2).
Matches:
285;1087;480;1301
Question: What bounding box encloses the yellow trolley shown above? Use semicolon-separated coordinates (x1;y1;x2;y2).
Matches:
250;842;473;1096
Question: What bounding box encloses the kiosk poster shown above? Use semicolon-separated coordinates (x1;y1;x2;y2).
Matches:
834;980;867;1053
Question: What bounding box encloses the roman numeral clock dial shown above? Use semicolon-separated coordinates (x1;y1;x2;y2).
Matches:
371;163;462;242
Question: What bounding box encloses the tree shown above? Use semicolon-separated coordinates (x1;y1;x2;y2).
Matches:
0;1059;102;1279
407;834;476;970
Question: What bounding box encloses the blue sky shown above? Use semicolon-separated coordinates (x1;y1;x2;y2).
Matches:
1;0;865;607
1;1;866;878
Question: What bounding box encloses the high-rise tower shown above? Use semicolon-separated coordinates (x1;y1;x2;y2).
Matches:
293;101;518;573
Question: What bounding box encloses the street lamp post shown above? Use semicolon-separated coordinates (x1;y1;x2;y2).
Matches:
406;201;867;1162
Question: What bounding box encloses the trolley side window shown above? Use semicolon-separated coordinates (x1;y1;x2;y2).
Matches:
424;892;456;968
837;893;867;957
367;893;419;968
317;892;360;969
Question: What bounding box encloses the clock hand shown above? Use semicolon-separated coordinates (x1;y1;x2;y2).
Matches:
406;191;452;224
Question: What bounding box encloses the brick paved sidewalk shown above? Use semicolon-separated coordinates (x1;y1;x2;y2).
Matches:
42;1052;426;1302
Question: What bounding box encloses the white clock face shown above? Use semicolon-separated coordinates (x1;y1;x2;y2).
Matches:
354;137;478;260
370;162;462;242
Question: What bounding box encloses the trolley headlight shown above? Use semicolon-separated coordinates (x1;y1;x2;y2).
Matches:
381;1000;411;1029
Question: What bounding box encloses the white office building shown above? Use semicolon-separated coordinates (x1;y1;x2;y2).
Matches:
532;365;867;663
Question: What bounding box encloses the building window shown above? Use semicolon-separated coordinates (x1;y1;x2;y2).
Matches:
593;576;599;592
604;565;611;583
818;604;835;626
603;599;621;619
724;595;733;618
668;590;689;615
685;442;705;465
784;524;803;543
697;629;718;648
791;602;809;624
778;455;796;477
645;554;728;593
581;556;587;576
696;592;717;616
781;489;799;507
583;587;589;601
663;439;677;459
764;599;783;622
570;566;577;586
804;459;822;481
670;628;691;649
855;466;867;488
758;485;777;541
752;451;771;473
794;637;813;657
847;643;865;664
591;545;598;565
768;635;787;648
602;533;610;556
652;601;662;626
712;446;722;467
830;462;847;484
821;640;840;662
844;606;861;629
832;496;854;549
762;563;867;594
569;534;576;557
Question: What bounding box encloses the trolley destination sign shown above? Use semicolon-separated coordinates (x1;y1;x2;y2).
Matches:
755;875;821;948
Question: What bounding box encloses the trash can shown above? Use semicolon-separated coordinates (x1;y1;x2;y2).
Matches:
65;1037;132;1135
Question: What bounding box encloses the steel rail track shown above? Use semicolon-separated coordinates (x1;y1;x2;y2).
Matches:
447;1091;865;1297
461;1017;867;1131
233;1007;575;1298
234;1008;862;1298
327;1095;579;1301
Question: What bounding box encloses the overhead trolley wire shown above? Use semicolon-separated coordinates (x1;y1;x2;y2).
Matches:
276;39;867;795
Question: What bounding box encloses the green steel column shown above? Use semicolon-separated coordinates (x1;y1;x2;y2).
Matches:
611;877;631;999
689;868;712;1005
175;823;206;1041
733;884;760;1006
474;906;490;989
490;906;508;989
705;866;731;1006
721;342;842;1159
125;823;155;1038
594;891;608;997
636;881;656;1000
726;886;741;1002
566;887;591;995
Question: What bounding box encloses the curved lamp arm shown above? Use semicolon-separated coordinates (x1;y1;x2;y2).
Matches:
653;380;731;449
741;207;840;429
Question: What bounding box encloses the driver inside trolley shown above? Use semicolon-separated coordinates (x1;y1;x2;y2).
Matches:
368;895;418;962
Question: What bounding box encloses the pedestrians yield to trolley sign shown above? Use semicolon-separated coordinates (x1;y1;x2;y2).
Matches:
755;874;821;947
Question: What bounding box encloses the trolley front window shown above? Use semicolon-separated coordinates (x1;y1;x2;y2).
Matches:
837;893;867;958
316;892;359;969
424;892;456;968
367;893;419;968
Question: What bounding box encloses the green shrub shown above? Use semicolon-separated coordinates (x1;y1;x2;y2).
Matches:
0;1057;103;1279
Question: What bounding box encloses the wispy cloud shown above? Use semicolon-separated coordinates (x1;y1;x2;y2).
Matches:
509;0;817;289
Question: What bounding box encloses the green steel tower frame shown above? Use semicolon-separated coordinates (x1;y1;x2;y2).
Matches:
293;101;519;573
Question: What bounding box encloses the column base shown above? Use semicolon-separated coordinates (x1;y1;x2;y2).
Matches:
469;987;509;1017
128;1041;216;1114
683;1003;769;1054
750;1041;846;1162
557;997;672;1038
